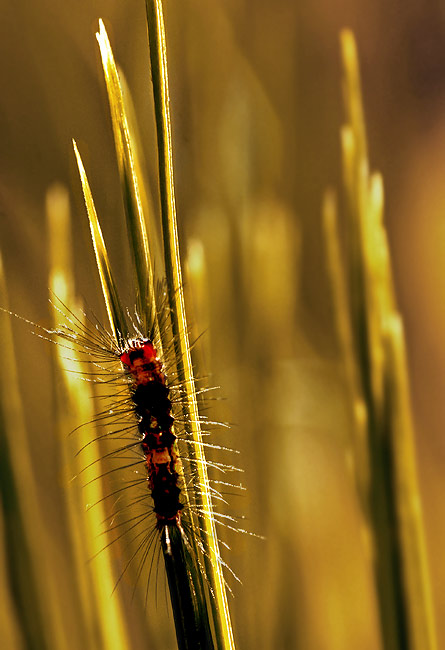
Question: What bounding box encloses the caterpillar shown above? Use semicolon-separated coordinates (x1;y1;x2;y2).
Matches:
119;338;183;536
42;293;244;581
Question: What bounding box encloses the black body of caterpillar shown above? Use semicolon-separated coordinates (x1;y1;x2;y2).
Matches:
119;338;184;528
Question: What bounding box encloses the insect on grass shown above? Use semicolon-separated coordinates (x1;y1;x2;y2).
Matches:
44;287;244;594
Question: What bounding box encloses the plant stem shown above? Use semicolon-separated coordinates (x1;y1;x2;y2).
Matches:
145;2;235;649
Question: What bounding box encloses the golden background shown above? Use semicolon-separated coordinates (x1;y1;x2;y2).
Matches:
0;1;443;648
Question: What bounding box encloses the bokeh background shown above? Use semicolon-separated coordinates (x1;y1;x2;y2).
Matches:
0;1;444;649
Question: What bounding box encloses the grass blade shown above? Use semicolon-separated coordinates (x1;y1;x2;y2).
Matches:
96;20;159;341
73;140;127;341
325;28;438;650
46;184;131;650
145;2;235;649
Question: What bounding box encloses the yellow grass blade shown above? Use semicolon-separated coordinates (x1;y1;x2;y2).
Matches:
96;20;159;341
322;189;371;512
384;315;437;650
145;2;235;648
335;28;438;650
73;140;127;341
0;256;53;650
47;185;131;650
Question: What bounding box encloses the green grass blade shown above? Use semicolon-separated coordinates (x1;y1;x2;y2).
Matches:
73;140;127;341
96;20;159;340
145;2;235;649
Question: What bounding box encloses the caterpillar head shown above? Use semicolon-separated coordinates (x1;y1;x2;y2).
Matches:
120;339;161;385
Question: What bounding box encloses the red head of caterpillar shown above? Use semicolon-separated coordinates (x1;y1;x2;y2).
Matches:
120;339;158;381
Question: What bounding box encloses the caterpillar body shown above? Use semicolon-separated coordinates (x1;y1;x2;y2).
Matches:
119;338;183;530
37;295;246;590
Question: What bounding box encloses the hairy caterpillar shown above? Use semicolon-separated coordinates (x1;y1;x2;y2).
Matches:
120;339;183;534
39;292;245;588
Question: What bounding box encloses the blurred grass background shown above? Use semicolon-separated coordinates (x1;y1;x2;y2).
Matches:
0;1;444;649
